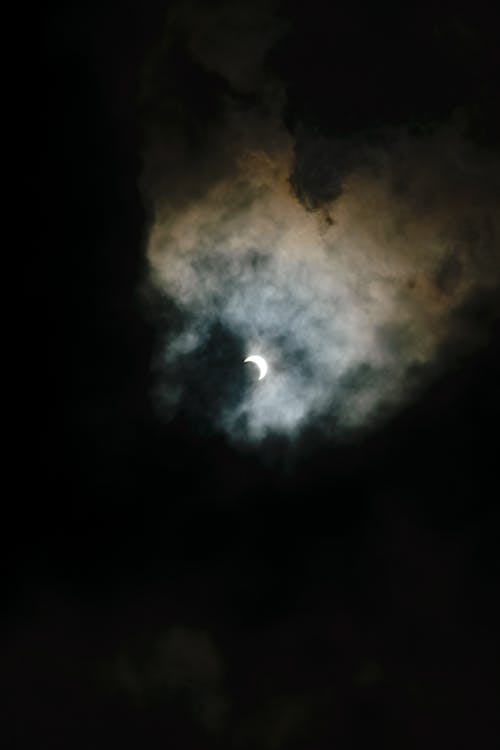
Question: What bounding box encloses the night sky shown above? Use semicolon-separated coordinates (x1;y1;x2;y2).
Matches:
8;1;500;747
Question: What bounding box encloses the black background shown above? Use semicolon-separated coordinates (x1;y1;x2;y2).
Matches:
7;1;500;747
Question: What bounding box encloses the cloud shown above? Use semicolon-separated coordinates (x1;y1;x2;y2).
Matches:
141;3;500;444
116;626;229;733
233;694;312;749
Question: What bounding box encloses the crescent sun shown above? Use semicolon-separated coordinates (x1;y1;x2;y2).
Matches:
244;354;268;380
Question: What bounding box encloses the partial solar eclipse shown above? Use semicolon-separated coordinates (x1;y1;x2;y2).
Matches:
244;355;268;381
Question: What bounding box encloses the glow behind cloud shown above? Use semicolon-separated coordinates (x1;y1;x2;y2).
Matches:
141;2;500;443
145;113;499;442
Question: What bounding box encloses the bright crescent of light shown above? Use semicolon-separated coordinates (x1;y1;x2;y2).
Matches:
244;354;268;380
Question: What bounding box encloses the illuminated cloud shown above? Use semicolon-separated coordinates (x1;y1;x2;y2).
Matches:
142;3;500;443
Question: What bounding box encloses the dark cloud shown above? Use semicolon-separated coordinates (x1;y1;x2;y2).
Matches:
116;626;229;733
290;129;353;209
270;1;500;141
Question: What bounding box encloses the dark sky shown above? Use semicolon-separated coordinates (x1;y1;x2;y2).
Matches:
8;1;500;747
